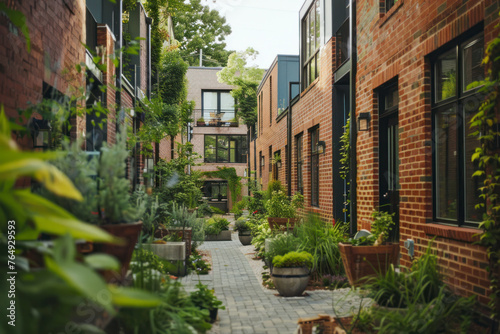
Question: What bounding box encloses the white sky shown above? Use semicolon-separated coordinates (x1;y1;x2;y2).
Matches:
205;0;305;69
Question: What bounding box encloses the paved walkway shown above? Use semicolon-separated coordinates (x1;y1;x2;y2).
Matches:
180;218;369;334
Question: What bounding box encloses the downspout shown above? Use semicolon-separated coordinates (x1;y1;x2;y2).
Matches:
287;81;300;197
349;0;358;235
253;125;257;190
115;0;123;127
146;17;152;100
247;126;251;196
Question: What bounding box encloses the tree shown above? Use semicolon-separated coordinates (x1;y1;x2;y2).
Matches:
173;0;233;67
157;49;188;105
217;48;265;128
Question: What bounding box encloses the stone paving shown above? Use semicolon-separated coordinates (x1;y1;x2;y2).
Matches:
180;216;370;334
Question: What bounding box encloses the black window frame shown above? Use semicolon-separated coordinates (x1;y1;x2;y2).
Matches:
302;0;321;90
203;181;228;201
201;90;236;121
296;133;304;194
204;134;247;164
431;28;485;228
310;127;320;207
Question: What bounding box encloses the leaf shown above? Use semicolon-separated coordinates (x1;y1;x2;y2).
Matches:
45;256;114;313
108;285;162;308
84;254;120;270
472;170;485;177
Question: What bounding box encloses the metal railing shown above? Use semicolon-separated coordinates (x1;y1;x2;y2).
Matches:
86;8;98;54
193;109;238;127
335;18;350;66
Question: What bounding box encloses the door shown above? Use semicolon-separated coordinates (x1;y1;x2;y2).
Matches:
379;85;400;242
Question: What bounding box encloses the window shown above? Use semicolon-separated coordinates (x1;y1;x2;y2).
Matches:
310;127;320;206
384;0;398;12
296;134;304;194
259;151;264;179
203;181;228;201
269;76;273;125
269;146;273;172
204;135;247;163
302;0;321;88
202;90;235;122
273;150;280;180
432;32;484;226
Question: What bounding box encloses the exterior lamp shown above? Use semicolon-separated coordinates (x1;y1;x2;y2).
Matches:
30;118;52;149
316;141;326;155
358;112;371;132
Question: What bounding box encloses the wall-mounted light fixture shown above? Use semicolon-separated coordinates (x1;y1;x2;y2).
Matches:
316;141;326;154
358;112;371;132
30;118;52;149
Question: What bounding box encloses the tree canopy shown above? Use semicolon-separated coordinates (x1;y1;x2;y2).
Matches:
217;48;265;127
173;0;233;67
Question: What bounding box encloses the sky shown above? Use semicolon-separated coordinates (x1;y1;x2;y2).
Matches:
205;0;305;69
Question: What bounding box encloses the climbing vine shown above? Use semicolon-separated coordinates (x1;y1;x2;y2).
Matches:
340;117;351;218
470;23;500;321
204;167;242;203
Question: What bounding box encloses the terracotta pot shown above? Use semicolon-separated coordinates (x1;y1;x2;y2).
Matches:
272;267;310;297
339;242;400;287
238;232;252;245
267;217;298;231
97;221;143;282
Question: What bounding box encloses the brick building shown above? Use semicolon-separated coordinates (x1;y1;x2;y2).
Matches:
255;0;500;307
0;0;160;189
186;67;248;212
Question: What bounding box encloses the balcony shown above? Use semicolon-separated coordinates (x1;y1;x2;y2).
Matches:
335;18;350;66
193;109;239;127
86;8;98;54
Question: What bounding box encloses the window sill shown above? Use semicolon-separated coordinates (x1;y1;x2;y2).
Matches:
301;77;320;98
422;223;482;243
379;0;404;27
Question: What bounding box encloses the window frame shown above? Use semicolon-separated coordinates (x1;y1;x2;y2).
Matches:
302;0;321;90
310;127;320;207
203;181;228;201
431;29;485;228
204;134;247;164
296;133;304;195
201;90;236;120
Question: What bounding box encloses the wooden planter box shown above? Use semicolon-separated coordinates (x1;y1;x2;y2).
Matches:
339;242;400;287
267;217;298;231
205;230;232;241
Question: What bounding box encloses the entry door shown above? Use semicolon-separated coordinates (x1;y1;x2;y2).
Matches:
379;110;400;242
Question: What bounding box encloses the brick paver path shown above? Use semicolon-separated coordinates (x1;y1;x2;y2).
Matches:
180;218;369;334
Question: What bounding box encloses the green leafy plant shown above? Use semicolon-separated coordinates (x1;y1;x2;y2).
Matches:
272;251;314;269
188;250;211;275
265;190;297;218
189;282;225;313
166;203;205;242
234;217;252;233
204;167;242;204
265;233;300;264
370;210;395;244
251;220;272;256
266;179;285;200
203;216;230;235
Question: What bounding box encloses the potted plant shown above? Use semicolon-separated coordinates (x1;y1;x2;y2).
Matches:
197;117;206;126
204;216;231;241
339;210;400;287
234;217;253;245
265;190;303;231
272;251;313;297
189;282;225;323
228;116;238;127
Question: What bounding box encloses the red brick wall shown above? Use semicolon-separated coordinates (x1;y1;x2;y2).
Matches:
290;39;335;222
0;0;86;144
355;0;499;304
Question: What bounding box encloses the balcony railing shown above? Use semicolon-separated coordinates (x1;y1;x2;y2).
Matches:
335;18;350;66
86;7;98;54
193;109;239;127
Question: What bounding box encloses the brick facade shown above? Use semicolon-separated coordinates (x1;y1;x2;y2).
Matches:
355;0;500;304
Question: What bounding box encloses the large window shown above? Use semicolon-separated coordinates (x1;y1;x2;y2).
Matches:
202;90;235;122
310;127;320;206
296;134;304;194
204;135;247;163
432;31;484;226
302;0;321;88
203;181;228;201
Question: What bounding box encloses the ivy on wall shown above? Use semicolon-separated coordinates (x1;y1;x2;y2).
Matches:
204;167;242;204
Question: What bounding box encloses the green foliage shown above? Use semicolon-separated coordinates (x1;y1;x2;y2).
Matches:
173;0;233;67
188;250;211;275
370;210;395;244
0;3;30;52
234;217;252;233
132;189;160;236
204;167;242;203
217;48;265;127
204;216;230;235
469;20;500;320
266;179;285;200
295;213;348;276
265;190;297;218
189;282;225;312
265;233;300;264
158;49;189;105
131;248;171;276
165;203;205;242
247;191;267;215
250;219;272;255
231;198;247;219
272;251;314;269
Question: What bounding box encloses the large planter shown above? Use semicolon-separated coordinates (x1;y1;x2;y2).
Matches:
272;267;310;297
97;221;143;282
267;217;298;231
339;242;400;287
205;230;232;241
238;232;253;246
154;227;192;257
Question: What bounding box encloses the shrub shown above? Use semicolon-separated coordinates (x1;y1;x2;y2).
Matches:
273;251;314;269
266;180;285;200
251;221;272;255
265;190;297;218
204;216;230;235
265;233;300;264
234;217;251;233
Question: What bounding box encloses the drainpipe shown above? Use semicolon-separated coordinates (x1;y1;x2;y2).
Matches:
253;125;257;190
349;0;358;236
115;0;123;130
146;17;152;100
287;81;300;197
247;126;251;196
